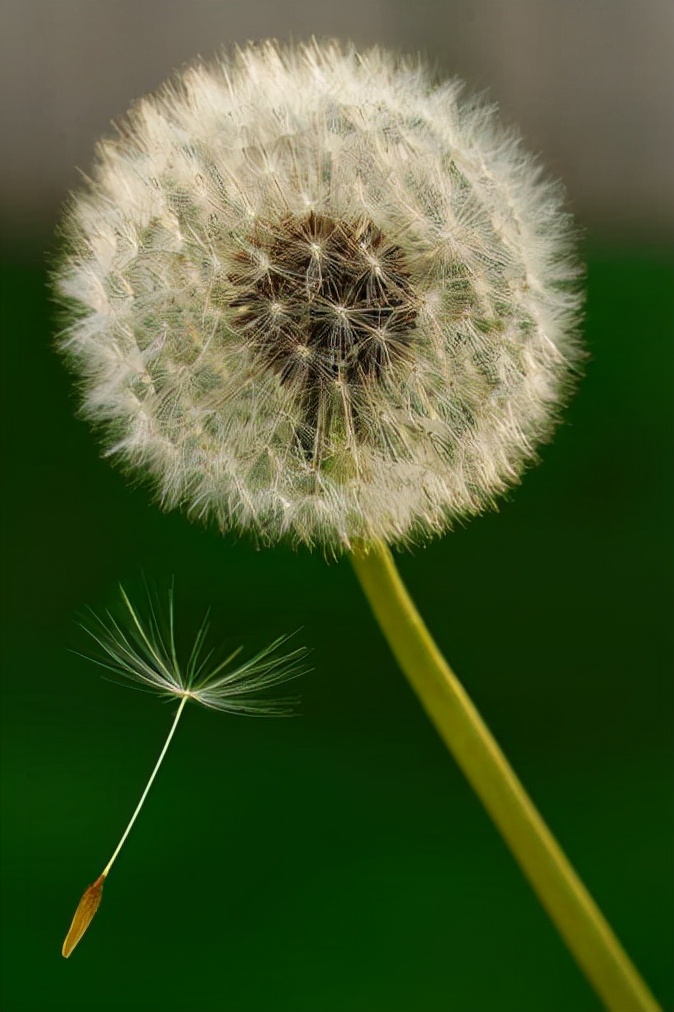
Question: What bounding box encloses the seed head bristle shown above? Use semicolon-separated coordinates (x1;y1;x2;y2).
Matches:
79;584;308;715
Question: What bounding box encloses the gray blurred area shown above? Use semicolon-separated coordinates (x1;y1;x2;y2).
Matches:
1;0;672;257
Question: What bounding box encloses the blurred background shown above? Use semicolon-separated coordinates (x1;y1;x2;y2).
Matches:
1;2;672;1011
2;0;673;256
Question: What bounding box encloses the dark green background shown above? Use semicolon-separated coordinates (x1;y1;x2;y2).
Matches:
1;249;672;1011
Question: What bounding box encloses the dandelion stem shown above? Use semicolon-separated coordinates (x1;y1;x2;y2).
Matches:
62;694;189;958
350;540;660;1012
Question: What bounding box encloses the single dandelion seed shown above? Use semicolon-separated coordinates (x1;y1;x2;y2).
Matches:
61;585;307;958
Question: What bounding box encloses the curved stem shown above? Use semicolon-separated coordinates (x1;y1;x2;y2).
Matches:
350;540;659;1012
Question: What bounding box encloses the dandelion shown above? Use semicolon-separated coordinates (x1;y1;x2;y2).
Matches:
61;586;307;958
55;39;582;550
54;41;659;1010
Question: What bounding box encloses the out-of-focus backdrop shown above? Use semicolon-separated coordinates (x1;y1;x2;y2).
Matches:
1;0;673;257
1;3;672;1012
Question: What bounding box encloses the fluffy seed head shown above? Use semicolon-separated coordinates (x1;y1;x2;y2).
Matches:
55;40;583;550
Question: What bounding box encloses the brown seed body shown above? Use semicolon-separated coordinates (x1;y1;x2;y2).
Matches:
62;874;106;958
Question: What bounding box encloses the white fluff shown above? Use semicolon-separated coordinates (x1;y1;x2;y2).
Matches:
56;40;583;550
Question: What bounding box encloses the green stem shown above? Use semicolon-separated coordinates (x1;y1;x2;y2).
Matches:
350;540;659;1012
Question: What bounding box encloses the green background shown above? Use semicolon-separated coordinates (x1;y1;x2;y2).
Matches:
1;248;672;1011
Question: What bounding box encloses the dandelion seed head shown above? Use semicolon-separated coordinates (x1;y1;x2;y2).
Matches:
55;40;583;549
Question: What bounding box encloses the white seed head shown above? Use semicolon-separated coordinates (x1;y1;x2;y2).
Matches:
55;40;583;550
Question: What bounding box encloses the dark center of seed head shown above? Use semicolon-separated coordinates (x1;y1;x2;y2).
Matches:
228;212;418;390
